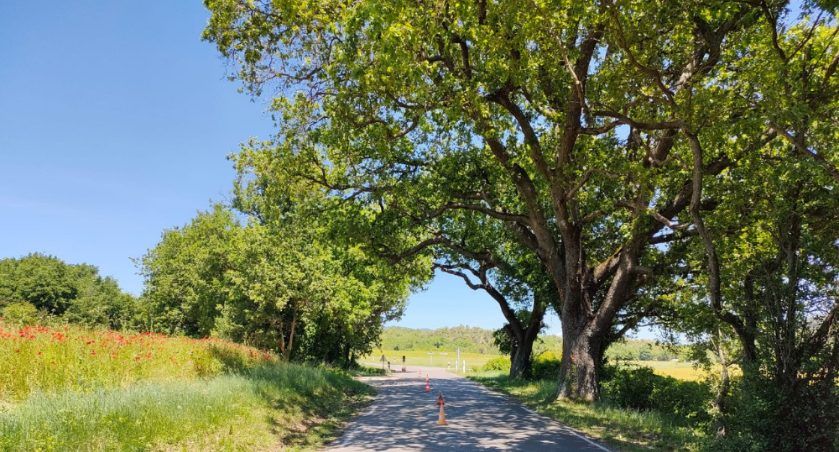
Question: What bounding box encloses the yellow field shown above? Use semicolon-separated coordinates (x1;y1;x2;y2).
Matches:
621;360;705;381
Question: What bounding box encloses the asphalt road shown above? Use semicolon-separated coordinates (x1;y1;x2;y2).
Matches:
327;367;609;451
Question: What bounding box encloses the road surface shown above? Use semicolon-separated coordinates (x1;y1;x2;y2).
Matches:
327;367;609;451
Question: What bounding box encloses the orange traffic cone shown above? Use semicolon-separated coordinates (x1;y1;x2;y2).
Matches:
425;377;431;393
436;393;447;425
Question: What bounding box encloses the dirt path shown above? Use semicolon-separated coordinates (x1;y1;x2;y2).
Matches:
327;367;609;451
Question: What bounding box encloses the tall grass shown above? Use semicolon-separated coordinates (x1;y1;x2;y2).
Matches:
0;323;274;401
0;321;371;450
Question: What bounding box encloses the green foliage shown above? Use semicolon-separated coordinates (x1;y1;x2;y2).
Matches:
1;302;39;326
0;254;78;315
531;351;561;380
380;326;501;354
201;0;837;442
605;340;683;362
600;366;711;424
140;201;424;366
0;254;137;329
711;374;839;452
139;205;238;337
482;356;511;372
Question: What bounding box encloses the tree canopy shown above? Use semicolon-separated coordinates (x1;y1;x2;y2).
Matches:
0;253;137;329
203;0;836;444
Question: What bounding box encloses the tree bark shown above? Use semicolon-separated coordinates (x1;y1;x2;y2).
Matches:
556;318;602;401
509;324;540;379
509;337;533;379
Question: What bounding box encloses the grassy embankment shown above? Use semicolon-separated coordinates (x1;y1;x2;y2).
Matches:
0;322;371;451
471;373;707;451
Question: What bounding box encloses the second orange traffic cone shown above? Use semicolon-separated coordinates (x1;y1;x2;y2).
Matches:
425;376;430;392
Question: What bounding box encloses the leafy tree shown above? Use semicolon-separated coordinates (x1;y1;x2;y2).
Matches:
140;192;424;366
229;144;430;365
673;6;839;447
139;205;239;336
63;265;137;330
0;253;137;328
203;0;796;400
492;308;546;378
0;253;78;315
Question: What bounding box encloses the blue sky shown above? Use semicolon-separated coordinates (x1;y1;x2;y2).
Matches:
0;1;568;335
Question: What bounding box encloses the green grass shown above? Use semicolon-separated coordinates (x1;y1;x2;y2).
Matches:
470;373;706;451
0;321;372;451
363;348;502;373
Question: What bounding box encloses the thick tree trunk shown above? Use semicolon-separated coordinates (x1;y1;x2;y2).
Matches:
556;318;603;401
509;332;535;379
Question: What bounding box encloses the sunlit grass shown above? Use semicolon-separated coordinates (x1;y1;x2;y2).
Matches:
0;321;372;450
470;373;707;451
0;322;274;401
617;360;737;382
365;345;710;381
362;348;500;372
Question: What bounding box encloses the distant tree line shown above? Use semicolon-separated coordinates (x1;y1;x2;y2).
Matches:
0;253;137;330
381;326;679;361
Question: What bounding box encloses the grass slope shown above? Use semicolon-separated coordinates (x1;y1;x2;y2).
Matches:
470;373;706;451
0;322;371;451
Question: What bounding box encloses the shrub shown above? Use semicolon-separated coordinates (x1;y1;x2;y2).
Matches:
600;365;711;422
531;351;561;380
712;374;839;451
1;302;40;326
482;356;511;372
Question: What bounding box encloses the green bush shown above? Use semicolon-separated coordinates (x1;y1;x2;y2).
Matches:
531;351;561;380
600;365;711;422
482;356;511;372
712;374;839;452
1;302;40;326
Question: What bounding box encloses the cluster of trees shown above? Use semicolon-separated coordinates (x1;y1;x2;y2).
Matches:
0;254;137;329
139;191;427;365
203;0;837;448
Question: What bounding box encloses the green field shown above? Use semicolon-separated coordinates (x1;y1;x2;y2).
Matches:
363;348;500;373
0;322;370;450
371;327;704;380
364;348;707;381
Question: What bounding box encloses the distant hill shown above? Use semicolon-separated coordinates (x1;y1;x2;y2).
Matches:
379;325;563;355
379;326;681;361
380;326;500;354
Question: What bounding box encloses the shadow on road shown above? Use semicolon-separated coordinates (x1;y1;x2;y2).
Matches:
328;368;607;451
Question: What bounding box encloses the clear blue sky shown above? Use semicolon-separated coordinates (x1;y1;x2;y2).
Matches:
0;1;571;335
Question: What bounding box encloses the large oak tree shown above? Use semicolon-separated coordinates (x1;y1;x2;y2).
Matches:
203;0;832;400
